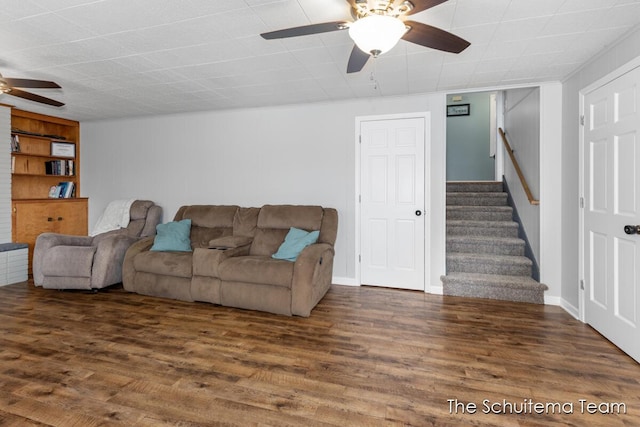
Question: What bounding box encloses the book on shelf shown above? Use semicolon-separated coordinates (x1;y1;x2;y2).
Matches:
10;134;20;152
49;181;75;199
45;159;75;176
48;185;59;198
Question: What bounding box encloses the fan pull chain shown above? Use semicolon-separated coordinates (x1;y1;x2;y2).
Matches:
370;58;380;93
370;72;378;91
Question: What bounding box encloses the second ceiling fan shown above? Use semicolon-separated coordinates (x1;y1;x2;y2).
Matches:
0;73;64;107
261;0;470;73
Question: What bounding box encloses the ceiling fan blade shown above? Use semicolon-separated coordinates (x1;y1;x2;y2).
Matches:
402;21;470;53
347;45;370;73
261;21;350;39
7;88;64;107
4;77;61;89
404;0;449;16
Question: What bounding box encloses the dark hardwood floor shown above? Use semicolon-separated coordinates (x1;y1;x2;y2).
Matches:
0;281;638;426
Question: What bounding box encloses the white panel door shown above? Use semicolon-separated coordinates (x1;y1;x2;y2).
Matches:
360;116;425;290
584;66;640;363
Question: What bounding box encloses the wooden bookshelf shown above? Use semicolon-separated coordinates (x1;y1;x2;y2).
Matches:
11;109;80;200
10;108;88;273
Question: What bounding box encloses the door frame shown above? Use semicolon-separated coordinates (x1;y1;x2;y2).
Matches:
355;112;431;290
579;56;640;322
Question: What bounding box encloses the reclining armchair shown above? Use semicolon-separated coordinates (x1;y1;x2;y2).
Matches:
33;200;162;290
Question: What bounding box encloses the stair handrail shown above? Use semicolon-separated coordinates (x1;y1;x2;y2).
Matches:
498;128;540;205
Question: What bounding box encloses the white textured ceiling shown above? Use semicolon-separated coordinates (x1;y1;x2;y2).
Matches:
1;0;639;121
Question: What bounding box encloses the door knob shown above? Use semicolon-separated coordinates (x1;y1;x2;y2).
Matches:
624;225;640;235
415;210;422;216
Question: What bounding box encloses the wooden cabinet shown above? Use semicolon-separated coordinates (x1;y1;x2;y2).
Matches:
12;199;88;272
10;109;87;274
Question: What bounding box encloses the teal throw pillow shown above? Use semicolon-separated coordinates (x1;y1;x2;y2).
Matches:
150;219;192;252
272;227;320;262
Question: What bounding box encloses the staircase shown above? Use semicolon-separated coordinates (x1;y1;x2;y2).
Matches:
440;181;547;304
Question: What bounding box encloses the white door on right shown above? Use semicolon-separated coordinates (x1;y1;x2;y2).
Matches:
583;65;640;363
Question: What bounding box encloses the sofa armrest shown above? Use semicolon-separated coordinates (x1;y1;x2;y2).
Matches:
291;243;335;317
122;236;155;291
33;233;94;286
91;234;139;288
193;244;251;278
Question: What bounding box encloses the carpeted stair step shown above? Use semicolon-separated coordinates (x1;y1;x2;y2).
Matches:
443;181;547;304
447;235;525;256
446;181;503;193
447;192;508;206
447;206;513;221
447;253;532;276
441;272;547;304
447;193;507;206
447;220;519;238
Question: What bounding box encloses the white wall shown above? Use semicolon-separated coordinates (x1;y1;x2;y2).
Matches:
539;83;563;305
81;93;447;287
561;26;640;317
81;83;565;299
446;92;494;181
502;87;541;263
0;106;11;243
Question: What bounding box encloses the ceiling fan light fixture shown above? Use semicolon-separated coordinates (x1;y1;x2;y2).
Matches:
348;14;407;57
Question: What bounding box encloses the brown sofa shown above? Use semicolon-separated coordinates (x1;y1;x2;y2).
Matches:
123;204;338;317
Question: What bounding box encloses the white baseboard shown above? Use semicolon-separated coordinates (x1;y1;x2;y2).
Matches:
559;298;580;320
544;295;561;306
332;278;445;293
428;285;443;295
542;295;582;321
332;276;359;286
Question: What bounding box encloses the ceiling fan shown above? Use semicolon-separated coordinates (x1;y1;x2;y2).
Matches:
261;0;470;73
0;73;64;107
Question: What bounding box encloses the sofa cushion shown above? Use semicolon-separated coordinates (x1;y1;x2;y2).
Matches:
175;205;238;249
250;228;289;256
257;205;324;230
209;235;252;249
125;220;145;237
181;205;238;228
250;205;324;256
133;251;193;278
41;246;97;277
151;219;192;252
130;200;153;220
233;207;260;237
218;256;294;288
272;227;319;261
190;226;231;249
126;200;154;237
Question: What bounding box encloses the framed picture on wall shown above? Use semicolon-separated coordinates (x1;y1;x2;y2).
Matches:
447;104;470;116
51;142;76;158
